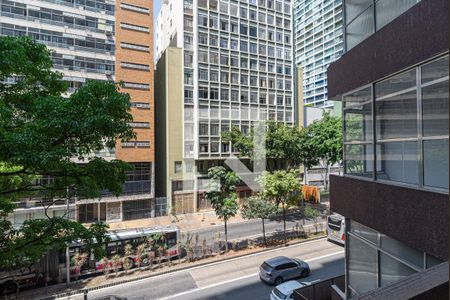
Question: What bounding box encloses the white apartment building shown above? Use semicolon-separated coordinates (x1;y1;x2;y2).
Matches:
155;0;296;213
1;0;157;226
294;0;343;108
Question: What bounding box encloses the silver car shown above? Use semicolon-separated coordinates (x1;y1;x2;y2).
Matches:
259;256;310;285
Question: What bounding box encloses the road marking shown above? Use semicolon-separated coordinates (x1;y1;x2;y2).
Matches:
161;250;344;300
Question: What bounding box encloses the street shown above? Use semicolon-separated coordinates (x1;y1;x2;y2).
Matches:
64;238;343;300
187;212;326;243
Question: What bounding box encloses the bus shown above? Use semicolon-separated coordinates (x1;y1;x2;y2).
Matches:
0;225;180;295
326;214;345;245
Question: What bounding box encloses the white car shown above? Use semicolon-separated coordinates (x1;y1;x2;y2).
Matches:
270;280;305;300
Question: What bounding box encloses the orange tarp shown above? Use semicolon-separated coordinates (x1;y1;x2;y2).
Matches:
302;185;320;203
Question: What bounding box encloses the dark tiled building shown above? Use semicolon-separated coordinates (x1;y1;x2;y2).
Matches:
327;0;448;298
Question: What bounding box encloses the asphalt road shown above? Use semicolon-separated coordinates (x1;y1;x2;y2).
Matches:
64;238;344;300
186;213;327;243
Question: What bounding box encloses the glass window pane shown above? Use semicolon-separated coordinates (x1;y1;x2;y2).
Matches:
346;6;374;50
376;69;416;99
424;139;449;189
421;56;449;84
380;234;424;269
348;235;378;294
422;80;449;136
344;144;374;178
375;0;421;30
350;221;379;245
345;0;373;25
344;103;373;142
376;90;418;140
380;252;417;287
377;141;419;185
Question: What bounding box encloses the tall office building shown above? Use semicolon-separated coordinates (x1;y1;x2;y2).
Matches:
155;0;296;213
0;0;158;225
322;0;448;298
293;0;343;108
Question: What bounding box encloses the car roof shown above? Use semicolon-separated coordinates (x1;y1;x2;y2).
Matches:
265;256;292;267
275;280;304;294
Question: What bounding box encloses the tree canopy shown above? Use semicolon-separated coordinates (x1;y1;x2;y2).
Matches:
204;166;240;251
0;36;135;267
222;121;319;171
304;111;343;189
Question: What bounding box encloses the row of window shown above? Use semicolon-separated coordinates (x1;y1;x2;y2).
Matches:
196;36;292;59
193;54;292;76
51;53;114;74
121;141;151;148
343;55;449;190
41;0;115;15
0;23;115;54
345;0;421;51
196;71;292;89
185;107;294;123
1;1;114;34
185;88;292;105
347;220;441;297
197;0;291;17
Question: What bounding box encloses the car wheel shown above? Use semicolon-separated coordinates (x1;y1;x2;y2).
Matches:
275;277;283;285
301;269;310;278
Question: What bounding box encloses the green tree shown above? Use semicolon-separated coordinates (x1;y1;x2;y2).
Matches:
204;166;240;252
305;111;343;190
222;122;318;171
0;36;136;267
303;204;321;234
258;170;301;246
241;196;279;245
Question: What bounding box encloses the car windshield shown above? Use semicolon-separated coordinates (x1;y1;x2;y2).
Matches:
273;287;287;299
261;262;272;272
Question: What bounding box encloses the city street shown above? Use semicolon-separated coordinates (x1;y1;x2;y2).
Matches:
63;238;344;300
187;210;327;243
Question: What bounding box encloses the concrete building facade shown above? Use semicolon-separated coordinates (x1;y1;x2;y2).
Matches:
155;0;296;213
0;0;157;226
326;0;448;298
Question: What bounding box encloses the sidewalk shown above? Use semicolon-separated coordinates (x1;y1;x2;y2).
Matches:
107;200;330;233
107;210;245;232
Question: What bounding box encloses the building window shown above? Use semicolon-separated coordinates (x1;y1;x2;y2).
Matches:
122;82;150;90
174;161;182;173
120;2;149;14
342;55;449;190
121;42;149;52
120;22;149;33
120;62;150;71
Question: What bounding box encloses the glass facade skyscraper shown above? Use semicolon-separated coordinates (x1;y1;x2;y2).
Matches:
294;0;343;108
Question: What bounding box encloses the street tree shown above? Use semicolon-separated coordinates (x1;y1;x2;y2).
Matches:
0;36;136;268
258;170;301;246
303;204;321;234
241;195;279;245
222;122;318;171
204;166;240;252
305;111;343;190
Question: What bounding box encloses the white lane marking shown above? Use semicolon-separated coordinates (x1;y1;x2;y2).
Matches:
61;238;334;299
161;250;344;300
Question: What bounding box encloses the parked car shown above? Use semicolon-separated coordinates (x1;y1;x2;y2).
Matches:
259;256;310;285
270;280;305;300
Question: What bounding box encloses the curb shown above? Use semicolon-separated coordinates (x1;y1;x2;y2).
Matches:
38;235;327;300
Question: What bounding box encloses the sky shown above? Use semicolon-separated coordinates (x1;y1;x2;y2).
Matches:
153;0;163;61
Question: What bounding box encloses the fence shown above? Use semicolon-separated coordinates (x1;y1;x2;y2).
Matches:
294;275;345;300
